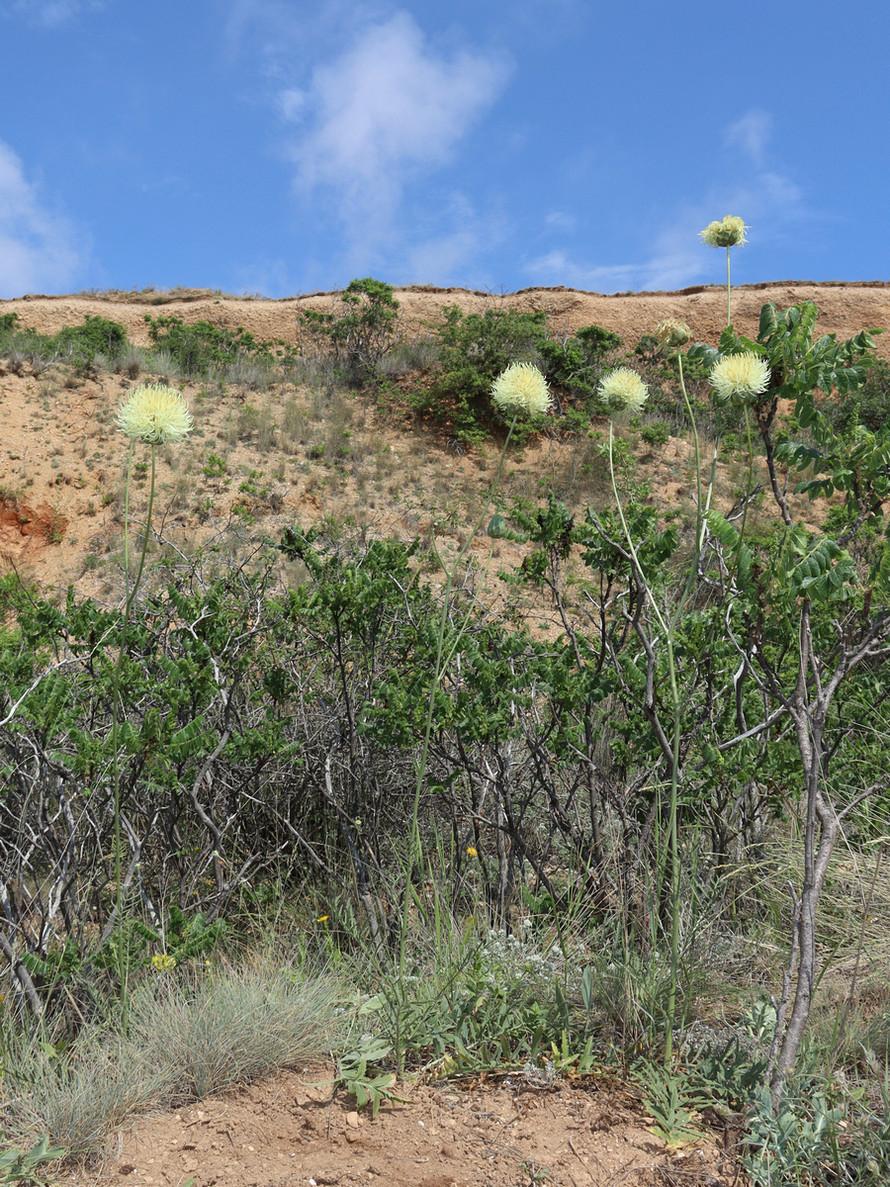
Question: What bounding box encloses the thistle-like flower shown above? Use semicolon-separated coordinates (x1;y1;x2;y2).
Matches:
709;353;771;408
116;383;194;445
700;215;748;249
598;367;649;416
490;362;551;417
655;318;692;349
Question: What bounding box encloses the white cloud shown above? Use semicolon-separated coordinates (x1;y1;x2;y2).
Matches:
7;0;106;27
544;210;577;233
725;109;773;168
283;12;512;254
0;140;82;297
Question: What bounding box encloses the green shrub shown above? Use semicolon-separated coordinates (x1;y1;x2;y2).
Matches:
824;357;890;435
419;305;549;441
0;313;126;368
299;277;401;386
54;315;128;363
538;323;621;400
640;419;671;448
144;314;277;378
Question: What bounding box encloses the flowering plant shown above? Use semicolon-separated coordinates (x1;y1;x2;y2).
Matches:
709;352;771;408
655;319;692;350
598;367;649;415
116;383;193;445
699;215;748;249
490;362;551;417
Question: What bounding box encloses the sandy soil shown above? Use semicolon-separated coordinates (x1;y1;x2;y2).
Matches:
57;1063;740;1187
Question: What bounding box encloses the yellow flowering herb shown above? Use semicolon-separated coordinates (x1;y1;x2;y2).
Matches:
116;383;194;445
598;367;649;415
491;362;551;417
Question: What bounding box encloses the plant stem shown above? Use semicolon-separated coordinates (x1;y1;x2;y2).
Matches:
726;246;732;327
110;442;157;1025
608;422;682;1065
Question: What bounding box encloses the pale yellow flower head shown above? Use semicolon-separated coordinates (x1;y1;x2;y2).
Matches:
700;215;748;249
491;362;551;417
655;318;692;349
116;383;194;445
709;352;771;408
598;367;649;416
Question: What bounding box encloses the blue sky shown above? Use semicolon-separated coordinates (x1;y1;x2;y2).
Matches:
1;0;888;299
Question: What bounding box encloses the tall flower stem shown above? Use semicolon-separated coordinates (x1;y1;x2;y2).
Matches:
607;421;682;1066
110;443;157;1022
726;246;732;327
109;383;191;1022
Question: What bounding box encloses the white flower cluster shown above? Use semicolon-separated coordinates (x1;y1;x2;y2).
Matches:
598;367;649;416
709;352;771;408
699;215;748;249
116;383;193;445
491;362;551;417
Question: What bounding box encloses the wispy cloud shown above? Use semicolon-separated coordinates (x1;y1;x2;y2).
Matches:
6;0;107;27
724;109;772;169
280;11;512;267
527;108;808;293
0;140;82;296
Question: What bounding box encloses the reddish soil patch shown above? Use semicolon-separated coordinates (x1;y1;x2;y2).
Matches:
58;1065;740;1187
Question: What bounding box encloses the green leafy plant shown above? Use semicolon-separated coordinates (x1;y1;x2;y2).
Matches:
0;1135;66;1185
640;419;671;448
742;1083;845;1187
420;305;549;441
202;451;227;478
637;1063;710;1148
298;277;401;386
330;1034;409;1119
55;315;128;364
144;314;279;377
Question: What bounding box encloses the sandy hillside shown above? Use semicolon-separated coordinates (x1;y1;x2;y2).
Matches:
4;280;890;356
1;281;888;604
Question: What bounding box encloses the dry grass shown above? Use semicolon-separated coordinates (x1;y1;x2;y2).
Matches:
2;962;342;1156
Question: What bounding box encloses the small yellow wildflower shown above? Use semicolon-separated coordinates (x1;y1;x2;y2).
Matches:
466;846;478;858
317;915;330;923
151;953;177;972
